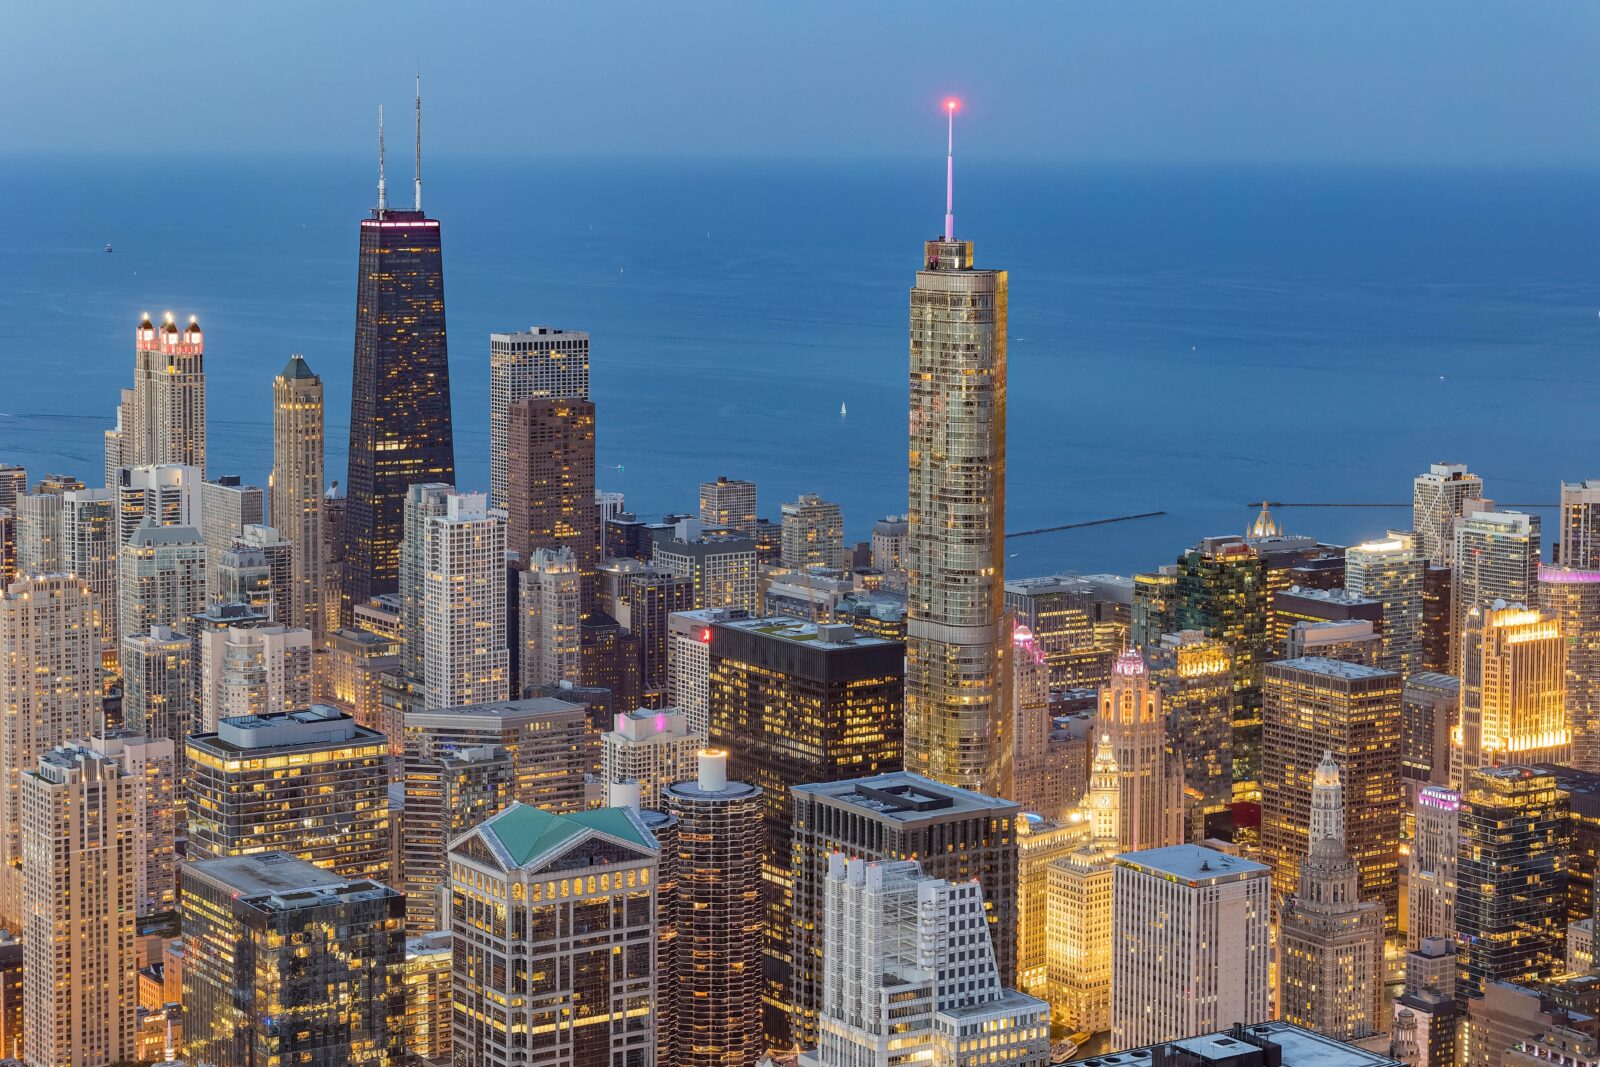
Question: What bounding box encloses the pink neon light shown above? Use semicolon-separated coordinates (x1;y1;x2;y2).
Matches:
1540;565;1600;584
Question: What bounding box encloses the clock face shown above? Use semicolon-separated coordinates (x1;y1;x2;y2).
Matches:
1095;794;1112;809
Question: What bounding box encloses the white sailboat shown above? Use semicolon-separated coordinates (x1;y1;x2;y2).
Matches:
840;402;847;417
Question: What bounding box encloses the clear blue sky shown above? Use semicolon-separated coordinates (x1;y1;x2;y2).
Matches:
8;1;1600;164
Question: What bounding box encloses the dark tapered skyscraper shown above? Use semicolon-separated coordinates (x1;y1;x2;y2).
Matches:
341;91;454;626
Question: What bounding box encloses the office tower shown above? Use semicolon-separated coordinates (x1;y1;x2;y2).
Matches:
603;706;702;807
450;802;660;1067
1011;623;1059;819
114;462;201;543
270;354;326;638
195;623;314;731
1453;509;1542;670
490;327;590;507
1044;733;1119;1033
1262;658;1403;931
321;481;347;631
1015;816;1079;1003
619;568;695;702
416;491;507;709
701;475;758;534
1345;534;1424;678
0;509;13;588
506;395;598;599
780;493;847;571
1109;845;1271;1048
404;695;591;814
0;467;22;512
61;487;119;668
1393;938;1459;1067
0;936;17;1060
789;772;1020;1049
403;931;453;1064
21;745;137;1066
186;706;390;880
706;616;904;1040
1403;672;1461;789
1132;569;1179;648
1559;480;1600;567
85;732;177;920
668;607;744;736
322;627;402;744
14;490;62;572
1148;630;1234;829
812;855;1050;1067
1414;463;1484;566
1097;649;1184;851
0;572;98;927
663;751;764;1067
399;745;513;930
1540;565;1600;771
1456;765;1571;997
1004;575;1115;688
341;105;454;628
1422;563;1453;671
1269;585;1384;653
1454;602;1568;782
183;852;405;1067
655;533;760;613
1172;536;1269;786
519;546;582;690
122;311;207;475
119;625;192;752
201;475;265;600
117;521;205;640
1409;785;1460;950
1276;754;1385;1040
870;515;908;589
1286;619;1382;664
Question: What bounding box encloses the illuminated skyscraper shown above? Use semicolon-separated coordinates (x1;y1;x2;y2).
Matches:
399;744;512;931
602;706;702;808
489;326;590;511
1408;785;1459;950
780;493;846;571
1097;649;1184;852
1045;734;1119;1033
654;534;760;613
195;623;314;731
271;355;326;639
117;521;205;641
61;487;119;668
126;312;207;475
114;462;200;543
1453;602;1568;783
506;395;598;607
402;931;453;1065
1345;533;1425;678
1539;565;1600;771
1010;623;1059;819
201;475;265;602
519;546;582;690
14;491;62;572
1452;509;1541;672
1414;463;1483;566
1262;658;1403;933
1276;755;1385;1041
1559;480;1600;568
89;731;177;918
1148;630;1234;823
700;476;758;535
403;695;591;815
120;625;193;754
415;491;507;710
1455;765;1571;997
905;103;1010;795
341;97;454;625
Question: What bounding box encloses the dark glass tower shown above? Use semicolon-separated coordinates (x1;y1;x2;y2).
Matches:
340;97;454;625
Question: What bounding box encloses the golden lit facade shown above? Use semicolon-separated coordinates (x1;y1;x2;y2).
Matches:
1098;650;1183;852
507;395;598;608
1148;631;1234;822
403;931;453;1064
1345;534;1424;678
905;233;1010;795
1539;566;1600;771
1045;733;1118;1035
322;627;402;751
1451;509;1542;673
1016;816;1082;1002
1453;603;1568;782
1261;657;1403;934
489;327;590;512
61;488;119;671
270;355;326;641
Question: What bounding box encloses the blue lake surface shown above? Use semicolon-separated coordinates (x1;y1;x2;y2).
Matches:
2;155;1596;577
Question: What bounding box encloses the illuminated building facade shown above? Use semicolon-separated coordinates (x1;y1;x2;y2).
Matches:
201;476;265;602
1560;480;1600;569
415;491;508;710
706;616;904;1046
1148;630;1234;825
1414;463;1483;566
700;476;758;535
1269;585;1383;655
89;732;177;918
1408;785;1459;950
125;312;207;474
1005;575;1118;688
789;772;1019;1050
399;744;513;931
403;695;591;815
668;607;748;737
1130;569;1178;649
602;705;702;808
1015;816;1079;1002
507;395;598;608
120;624;194;762
61;487;119;668
1423;563;1453;671
186;706;391;881
871;515;908;590
1540;565;1600;771
780;493;847;571
182;852;405;1067
811;855;1050;1067
520;546;583;691
1455;765;1571;997
655;534;760;614
1453;602;1568;782
1097;649;1183;852
1010;623;1065;820
403;931;453;1063
1452;509;1542;672
618;568;695;703
489;326;590;511
117;521;205;640
1275;755;1385;1041
1345;533;1424;679
196;623;314;731
271;355;325;639
1045;733;1119;1034
1403;672;1460;788
1261;657;1403;933
1109;845;1271;1049
322;627;402;747
113;462;200;544
904;171;1010;795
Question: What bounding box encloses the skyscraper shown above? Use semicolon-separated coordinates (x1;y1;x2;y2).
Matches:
1452;509;1541;672
1408;785;1459;950
1275;754;1385;1041
1097;649;1184;852
398;744;512;931
0;572;99;928
341;96;454;626
1110;845;1271;1049
117;521;206;640
1345;533;1425;678
114;462;201;543
1539;565;1600;771
1414;463;1483;566
519;546;583;691
14;490;62;572
654;534;760;613
195;623;314;731
905;104;1010;795
201;475;266;601
1148;630;1235;825
90;731;178;918
602;706;702;808
1045;734;1120;1034
506;394;598;605
489;326;590;511
271;354;326;639
1453;601;1567;782
403;695;591;814
1559;480;1600;568
415;491;508;710
125;312;207;475
120;625;193;755
700;476;758;535
780;492;847;571
61;487;119;668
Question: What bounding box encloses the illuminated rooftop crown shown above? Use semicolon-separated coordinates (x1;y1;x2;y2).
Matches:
1112;648;1147;677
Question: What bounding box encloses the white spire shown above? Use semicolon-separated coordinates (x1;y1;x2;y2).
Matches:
414;71;423;212
377;105;387;212
943;99;957;241
1309;751;1344;846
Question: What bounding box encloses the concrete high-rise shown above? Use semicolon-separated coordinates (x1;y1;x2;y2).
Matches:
449;802;660;1067
870;515;908;590
668;606;748;736
602;705;702;808
519;546;582;690
1262;657;1403;933
507;394;598;612
90;731;178;918
195;623;314;731
1453;602;1568;783
126;312;207;474
114;462;201;543
182;852;405;1067
663;751;765;1067
403;695;591;815
201;475;265;601
1345;533;1425;678
21;744;138;1067
120;624;193;753
341;103;454;625
1408;785;1459;950
1097;649;1184;852
0;572;99;928
905;112;1009;795
399;744;512;930
700;475;758;534
117;521;205;640
14;490;62;573
1110;845;1271;1049
1276;754;1386;1041
1452;509;1541;672
489;326;590;511
1540;565;1600;771
271;354;326;639
1414;463;1483;566
780;493;847;571
1559;480;1600;568
655;533;760;613
418;491;507;709
1403;672;1460;788
61;487;119;669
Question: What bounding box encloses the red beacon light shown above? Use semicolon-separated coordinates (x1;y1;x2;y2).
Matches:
699;628;713;644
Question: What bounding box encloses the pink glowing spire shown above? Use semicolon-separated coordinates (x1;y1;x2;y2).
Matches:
943;98;959;240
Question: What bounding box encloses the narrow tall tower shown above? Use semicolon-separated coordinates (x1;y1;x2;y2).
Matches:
128;312;207;474
905;100;1011;793
341;87;454;626
1097;649;1184;852
271;355;325;642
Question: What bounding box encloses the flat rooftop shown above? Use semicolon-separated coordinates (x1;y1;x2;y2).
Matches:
1115;843;1269;881
716;615;896;649
405;696;586;728
793;771;1018;820
1061;1022;1402;1067
1268;656;1399;681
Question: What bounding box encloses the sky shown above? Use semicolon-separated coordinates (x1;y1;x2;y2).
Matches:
8;2;1600;165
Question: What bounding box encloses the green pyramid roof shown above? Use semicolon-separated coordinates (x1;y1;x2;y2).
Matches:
280;354;317;380
480;803;654;869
